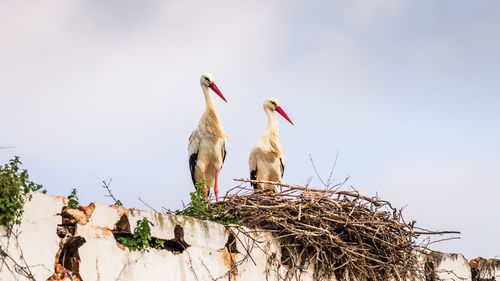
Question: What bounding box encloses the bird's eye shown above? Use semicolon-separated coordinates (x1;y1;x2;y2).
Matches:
205;77;210;82
270;101;277;106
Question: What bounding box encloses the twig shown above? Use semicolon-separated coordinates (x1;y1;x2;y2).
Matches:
0;227;36;280
137;197;158;213
102;178;122;205
426;236;461;245
308;151;340;188
309;153;329;187
234;178;392;207
413;230;461;235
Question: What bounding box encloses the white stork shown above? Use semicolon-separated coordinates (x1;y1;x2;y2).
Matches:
249;97;294;192
188;73;227;202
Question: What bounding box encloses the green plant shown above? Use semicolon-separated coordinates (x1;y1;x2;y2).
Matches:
176;178;237;225
0;156;46;225
117;217;165;251
67;188;79;209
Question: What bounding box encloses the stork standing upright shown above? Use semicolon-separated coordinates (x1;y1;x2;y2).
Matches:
249;97;294;192
188;74;227;202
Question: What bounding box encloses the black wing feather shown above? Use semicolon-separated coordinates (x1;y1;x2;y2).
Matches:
250;165;258;189
189;151;210;196
189;152;198;187
279;157;285;178
222;141;227;164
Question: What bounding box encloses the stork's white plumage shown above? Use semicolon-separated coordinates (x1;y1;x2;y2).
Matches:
249;98;294;191
188;74;227;202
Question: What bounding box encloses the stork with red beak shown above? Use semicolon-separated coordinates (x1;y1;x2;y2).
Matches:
188;74;227;202
249;98;294;192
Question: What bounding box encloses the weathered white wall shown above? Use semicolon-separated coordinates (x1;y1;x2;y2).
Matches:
1;192;498;281
428;252;472;281
77;206;319;281
0;193;66;281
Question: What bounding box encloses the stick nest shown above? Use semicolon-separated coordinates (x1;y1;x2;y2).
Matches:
213;180;450;281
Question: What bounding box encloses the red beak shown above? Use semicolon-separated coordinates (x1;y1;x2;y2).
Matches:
275;106;294;125
209;82;227;102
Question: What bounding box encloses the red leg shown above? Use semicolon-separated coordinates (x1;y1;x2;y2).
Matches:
214;170;219;202
202;171;208;199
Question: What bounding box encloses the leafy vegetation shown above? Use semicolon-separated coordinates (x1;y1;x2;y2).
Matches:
117;179;236;252
176;178;237;225
0;156;46;225
117;217;165;251
67;188;79;209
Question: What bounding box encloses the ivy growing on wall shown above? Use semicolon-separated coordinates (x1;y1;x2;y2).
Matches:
117;217;165;251
0;156;46;225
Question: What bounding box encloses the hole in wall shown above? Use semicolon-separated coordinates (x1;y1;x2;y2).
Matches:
226;232;239;254
113;224;190;253
57;223;76;238
58;236;86;274
113;213;131;234
162;225;190;253
49;205;86;280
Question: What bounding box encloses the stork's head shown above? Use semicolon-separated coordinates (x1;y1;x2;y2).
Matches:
200;73;227;102
264;97;294;125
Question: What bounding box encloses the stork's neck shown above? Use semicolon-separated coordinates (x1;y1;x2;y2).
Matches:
203;85;217;113
261;107;282;156
199;85;226;139
264;108;279;139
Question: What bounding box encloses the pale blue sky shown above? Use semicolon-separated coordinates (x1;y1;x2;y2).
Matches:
1;1;499;259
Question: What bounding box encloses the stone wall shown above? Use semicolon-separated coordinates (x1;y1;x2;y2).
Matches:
0;192;498;281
